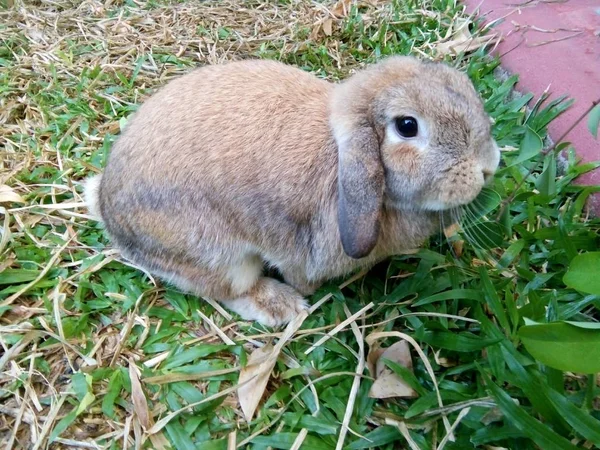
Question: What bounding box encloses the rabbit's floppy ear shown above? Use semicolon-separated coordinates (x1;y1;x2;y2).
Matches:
332;115;384;259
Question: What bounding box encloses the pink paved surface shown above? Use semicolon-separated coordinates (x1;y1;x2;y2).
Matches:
463;0;600;211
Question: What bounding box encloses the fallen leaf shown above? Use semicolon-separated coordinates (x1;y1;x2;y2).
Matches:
148;433;171;450
369;341;418;399
433;349;456;368
481;406;504;425
128;359;153;431
435;18;499;56
366;341;384;377
452;240;464;258
238;344;278;421
331;0;352;18
310;22;321;41
443;222;460;239
238;310;308;421
0;185;25;204
322;18;333;36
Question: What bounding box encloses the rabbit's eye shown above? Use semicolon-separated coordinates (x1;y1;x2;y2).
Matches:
395;117;418;138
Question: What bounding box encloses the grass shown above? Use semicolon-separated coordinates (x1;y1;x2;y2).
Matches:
1;0;600;449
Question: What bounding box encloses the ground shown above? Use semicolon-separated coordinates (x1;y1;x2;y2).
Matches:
1;1;600;449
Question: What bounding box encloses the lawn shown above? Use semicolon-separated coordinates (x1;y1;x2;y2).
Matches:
1;0;600;449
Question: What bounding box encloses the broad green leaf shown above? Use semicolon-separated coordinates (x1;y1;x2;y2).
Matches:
484;374;579;450
588;103;600;139
563;252;600;295
536;155;556;198
565;321;600;330
513;127;543;164
519;322;600;373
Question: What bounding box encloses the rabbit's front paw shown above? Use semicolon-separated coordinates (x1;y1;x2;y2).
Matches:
221;278;308;327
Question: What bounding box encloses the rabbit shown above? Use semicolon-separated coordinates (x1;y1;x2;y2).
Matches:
84;56;500;326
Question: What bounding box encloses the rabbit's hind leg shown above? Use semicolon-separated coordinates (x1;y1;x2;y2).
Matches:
161;254;307;327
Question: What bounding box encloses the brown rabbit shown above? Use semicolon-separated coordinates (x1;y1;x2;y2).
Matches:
85;56;500;326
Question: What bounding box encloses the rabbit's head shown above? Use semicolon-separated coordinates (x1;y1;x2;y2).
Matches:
330;56;500;258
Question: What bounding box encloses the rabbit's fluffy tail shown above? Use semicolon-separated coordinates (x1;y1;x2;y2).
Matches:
84;174;103;221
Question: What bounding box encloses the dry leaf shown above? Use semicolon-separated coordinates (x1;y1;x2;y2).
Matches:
435;18;499;56
452;240;464;258
322;18;333;36
238;344;277;421
366;341;384;377
128;359;153;431
368;341;418;399
443;222;460;239
331;0;352;18
481;406;504;425
148;432;171;450
0;185;25;204
238;311;308;421
433;349;456;368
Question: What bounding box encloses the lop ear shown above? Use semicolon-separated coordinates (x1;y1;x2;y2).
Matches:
334;119;384;259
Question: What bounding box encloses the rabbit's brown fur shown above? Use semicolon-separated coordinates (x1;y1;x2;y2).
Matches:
86;57;499;326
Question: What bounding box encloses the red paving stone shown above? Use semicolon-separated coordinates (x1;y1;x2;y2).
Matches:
463;0;600;212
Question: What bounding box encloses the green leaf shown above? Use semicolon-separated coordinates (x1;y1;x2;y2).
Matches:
463;221;504;249
197;438;227;450
565;321;600;329
542;385;600;445
0;269;41;285
421;331;501;352
467;187;503;221
346;426;401;449
513;126;543;164
383;359;428;396
536;154;556;198
49;409;78;443
412;289;483;307
164;344;231;370
563;252;600;295
518;322;600;373
483;373;580;450
102;370;123;419
251;433;334;450
165;421;196;450
479;267;510;333
497;240;525;268
588;103;600;139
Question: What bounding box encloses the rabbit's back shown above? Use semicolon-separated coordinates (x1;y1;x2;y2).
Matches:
97;60;338;270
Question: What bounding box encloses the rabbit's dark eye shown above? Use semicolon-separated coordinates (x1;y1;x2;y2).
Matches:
395;116;418;138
